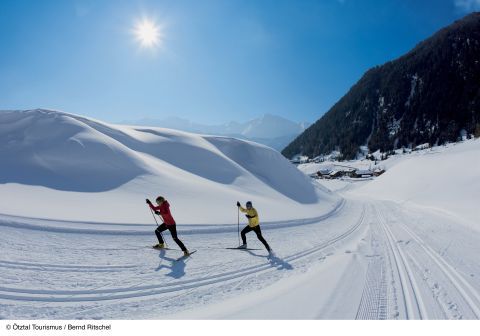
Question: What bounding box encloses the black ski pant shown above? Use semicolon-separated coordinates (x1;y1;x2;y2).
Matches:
241;225;270;251
155;224;187;252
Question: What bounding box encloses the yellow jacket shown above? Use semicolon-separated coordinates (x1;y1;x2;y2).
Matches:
239;206;259;227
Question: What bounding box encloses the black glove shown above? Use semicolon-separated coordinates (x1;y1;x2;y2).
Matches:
236;201;241;207
245;215;251;219
146;199;152;204
155;211;160;215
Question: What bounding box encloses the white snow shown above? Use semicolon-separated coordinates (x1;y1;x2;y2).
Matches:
352;139;480;228
0;109;337;226
1;110;479;320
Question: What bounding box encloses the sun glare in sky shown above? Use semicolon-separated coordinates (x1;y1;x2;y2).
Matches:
134;19;162;48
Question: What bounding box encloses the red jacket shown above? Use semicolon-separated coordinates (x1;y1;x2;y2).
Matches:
149;201;176;225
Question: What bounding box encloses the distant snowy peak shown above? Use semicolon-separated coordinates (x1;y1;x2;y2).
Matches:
240;114;308;139
120;114;310;151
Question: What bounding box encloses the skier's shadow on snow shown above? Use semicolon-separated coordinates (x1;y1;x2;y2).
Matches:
155;250;186;279
245;250;293;270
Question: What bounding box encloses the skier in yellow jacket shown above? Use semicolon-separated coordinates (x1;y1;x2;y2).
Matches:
236;201;271;252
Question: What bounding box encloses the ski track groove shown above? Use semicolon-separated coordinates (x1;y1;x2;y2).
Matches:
357;203;425;320
0;202;366;303
0;199;346;236
376;204;428;319
0;260;136;273
383;203;480;319
56;262;222;320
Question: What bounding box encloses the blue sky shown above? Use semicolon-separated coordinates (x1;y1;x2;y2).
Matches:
0;0;478;124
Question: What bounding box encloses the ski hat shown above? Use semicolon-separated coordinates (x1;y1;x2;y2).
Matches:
246;201;253;207
156;196;165;203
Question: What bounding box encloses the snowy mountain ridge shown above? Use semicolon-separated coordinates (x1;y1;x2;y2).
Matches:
120;113;310;151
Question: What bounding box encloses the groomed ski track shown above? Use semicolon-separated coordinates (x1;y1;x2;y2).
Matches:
1;196;479;319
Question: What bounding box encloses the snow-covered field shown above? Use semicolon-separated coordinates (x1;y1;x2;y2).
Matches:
1;110;479;319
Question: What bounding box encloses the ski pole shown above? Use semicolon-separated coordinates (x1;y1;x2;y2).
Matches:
237;206;240;246
149;207;167;247
149;207;159;226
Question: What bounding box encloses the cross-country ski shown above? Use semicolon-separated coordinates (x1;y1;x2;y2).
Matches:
175;250;197;261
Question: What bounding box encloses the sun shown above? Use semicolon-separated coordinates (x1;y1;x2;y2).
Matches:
134;19;162;48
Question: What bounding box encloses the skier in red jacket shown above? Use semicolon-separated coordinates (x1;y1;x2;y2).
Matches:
146;196;190;256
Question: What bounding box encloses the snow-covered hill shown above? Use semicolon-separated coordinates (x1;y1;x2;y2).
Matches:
0;109;336;226
352;139;480;228
120;114;309;151
297;138;480;229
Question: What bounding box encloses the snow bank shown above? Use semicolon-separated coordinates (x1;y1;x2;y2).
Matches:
0;109;148;191
0;109;338;225
352;139;480;227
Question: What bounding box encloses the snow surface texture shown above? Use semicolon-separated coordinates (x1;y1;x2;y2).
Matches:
0;109;337;225
1;111;479;320
352;139;480;228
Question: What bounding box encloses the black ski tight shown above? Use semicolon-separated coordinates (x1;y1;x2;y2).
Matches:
155;224;187;252
241;225;271;251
